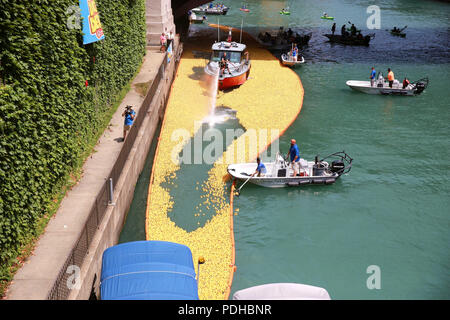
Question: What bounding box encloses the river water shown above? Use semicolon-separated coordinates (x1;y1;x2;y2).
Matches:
120;0;450;299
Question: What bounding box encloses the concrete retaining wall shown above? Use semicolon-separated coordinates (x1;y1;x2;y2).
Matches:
67;42;183;300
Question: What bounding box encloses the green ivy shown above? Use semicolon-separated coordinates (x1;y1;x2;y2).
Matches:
0;0;146;271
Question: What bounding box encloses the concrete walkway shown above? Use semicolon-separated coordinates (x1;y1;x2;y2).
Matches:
5;48;166;300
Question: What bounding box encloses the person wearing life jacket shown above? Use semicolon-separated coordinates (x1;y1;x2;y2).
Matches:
387;68;395;88
402;77;410;89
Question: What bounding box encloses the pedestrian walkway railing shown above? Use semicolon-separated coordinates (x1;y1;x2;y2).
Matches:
47;43;182;300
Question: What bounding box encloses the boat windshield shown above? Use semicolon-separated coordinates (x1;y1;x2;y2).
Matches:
212;51;241;63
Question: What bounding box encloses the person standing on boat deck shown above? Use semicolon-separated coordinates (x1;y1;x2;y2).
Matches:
370;67;376;87
292;44;298;62
387;68;395;88
286;139;301;177
252;157;267;177
331;23;336;35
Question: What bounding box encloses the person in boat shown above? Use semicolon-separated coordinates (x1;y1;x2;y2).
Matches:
252;157;267;177
287;28;294;38
387;68;395;88
341;24;347;37
350;24;357;36
402;77;410;89
357;31;363;40
292;44;298;62
219;56;231;75
209;3;213;8
331;23;336;35
323;12;328;17
392;27;398;33
370;67;376;87
286;139;301;177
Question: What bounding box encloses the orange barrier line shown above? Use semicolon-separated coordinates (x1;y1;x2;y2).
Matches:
145;54;183;240
224;180;237;300
214;24;305;298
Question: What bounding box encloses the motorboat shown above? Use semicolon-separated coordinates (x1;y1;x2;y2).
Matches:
233;283;331;300
281;52;305;67
324;33;374;46
204;40;251;90
227;151;352;188
191;3;229;15
346;74;429;96
188;12;207;24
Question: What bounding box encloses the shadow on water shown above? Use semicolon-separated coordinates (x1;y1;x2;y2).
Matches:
119;121;162;243
162;108;245;232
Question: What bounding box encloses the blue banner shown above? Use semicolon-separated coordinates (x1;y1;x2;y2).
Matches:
79;0;105;45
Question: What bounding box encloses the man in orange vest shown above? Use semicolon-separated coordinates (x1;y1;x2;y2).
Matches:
387;68;395;88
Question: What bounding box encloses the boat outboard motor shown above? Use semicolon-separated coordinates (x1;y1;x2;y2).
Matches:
313;156;326;176
330;160;345;174
414;81;426;94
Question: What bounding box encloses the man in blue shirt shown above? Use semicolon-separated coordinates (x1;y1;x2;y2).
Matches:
122;105;136;142
252;157;267;177
370;67;376;87
286;139;300;177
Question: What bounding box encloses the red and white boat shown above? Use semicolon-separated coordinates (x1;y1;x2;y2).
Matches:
204;40;251;90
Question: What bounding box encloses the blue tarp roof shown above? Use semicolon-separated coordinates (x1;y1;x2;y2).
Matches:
100;241;199;300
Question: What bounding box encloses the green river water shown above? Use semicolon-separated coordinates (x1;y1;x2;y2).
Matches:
119;0;450;299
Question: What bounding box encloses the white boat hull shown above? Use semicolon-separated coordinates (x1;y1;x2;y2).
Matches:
227;153;352;188
346;79;427;96
281;54;305;66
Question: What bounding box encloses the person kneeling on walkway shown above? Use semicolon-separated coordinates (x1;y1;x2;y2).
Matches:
122;105;135;142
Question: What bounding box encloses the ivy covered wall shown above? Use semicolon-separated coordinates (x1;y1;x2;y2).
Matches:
0;0;146;270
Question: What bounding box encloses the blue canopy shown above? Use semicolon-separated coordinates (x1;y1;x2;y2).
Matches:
100;241;199;300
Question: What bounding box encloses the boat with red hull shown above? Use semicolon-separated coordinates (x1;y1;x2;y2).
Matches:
204;41;251;91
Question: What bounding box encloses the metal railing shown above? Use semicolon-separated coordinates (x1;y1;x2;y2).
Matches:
47;44;181;300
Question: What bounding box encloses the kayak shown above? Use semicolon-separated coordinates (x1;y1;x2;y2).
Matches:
390;30;406;37
321;16;334;20
280;11;290;15
240;8;249;12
